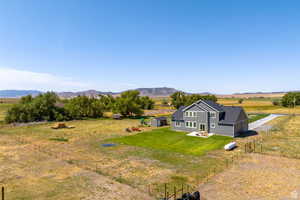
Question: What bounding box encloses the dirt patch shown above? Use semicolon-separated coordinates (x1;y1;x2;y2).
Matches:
199;154;300;200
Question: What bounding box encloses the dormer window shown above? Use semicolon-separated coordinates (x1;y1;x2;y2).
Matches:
210;112;216;118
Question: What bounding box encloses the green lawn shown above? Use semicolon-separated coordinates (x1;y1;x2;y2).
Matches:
248;113;270;123
110;128;232;156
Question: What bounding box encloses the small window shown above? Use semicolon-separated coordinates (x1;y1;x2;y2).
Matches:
189;121;192;127
175;121;181;127
189;112;192;117
185;112;189;117
193;122;197;128
211;123;215;128
193;112;197;117
185;121;189;127
210;112;216;118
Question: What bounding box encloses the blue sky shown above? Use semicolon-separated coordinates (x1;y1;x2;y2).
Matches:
0;0;300;94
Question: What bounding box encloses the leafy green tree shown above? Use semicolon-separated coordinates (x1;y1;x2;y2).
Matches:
112;90;143;116
282;92;300;107
238;99;244;104
170;92;187;109
64;96;104;119
98;94;115;111
140;96;155;110
170;92;217;108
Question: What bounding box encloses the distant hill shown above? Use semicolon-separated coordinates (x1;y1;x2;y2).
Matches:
133;87;179;96
57;90;116;98
0;90;42;98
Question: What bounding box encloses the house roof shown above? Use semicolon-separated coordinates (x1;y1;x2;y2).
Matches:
172;100;247;125
218;106;244;125
171;106;186;121
200;100;224;112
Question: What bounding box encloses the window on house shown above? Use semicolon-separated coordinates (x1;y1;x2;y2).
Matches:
193;122;197;128
189;112;192;117
175;121;181;127
185;112;188;117
211;123;215;128
210;112;216;118
189;121;192;127
185;121;189;127
193;112;197;117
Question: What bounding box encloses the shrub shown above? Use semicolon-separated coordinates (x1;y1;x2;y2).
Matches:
282;92;300;107
238;99;244;104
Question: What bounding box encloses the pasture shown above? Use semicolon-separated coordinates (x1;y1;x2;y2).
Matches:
0;118;240;199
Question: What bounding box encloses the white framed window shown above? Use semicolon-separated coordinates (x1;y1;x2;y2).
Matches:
189;112;193;117
193;111;197;117
175;121;181;127
185;112;189;117
193;122;197;128
211;123;216;128
185;121;197;128
210;112;216;118
185;121;189;127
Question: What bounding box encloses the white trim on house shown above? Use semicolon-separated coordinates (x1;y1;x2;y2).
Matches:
197;100;219;112
182;101;210;112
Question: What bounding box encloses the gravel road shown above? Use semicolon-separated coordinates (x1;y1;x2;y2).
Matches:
249;114;284;130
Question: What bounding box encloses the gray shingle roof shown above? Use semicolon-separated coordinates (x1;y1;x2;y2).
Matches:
200;100;224;112
218;106;244;125
171;106;186;121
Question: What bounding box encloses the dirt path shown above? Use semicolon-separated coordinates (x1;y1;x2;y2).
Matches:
199;154;300;200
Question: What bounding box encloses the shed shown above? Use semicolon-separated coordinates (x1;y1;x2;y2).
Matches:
151;117;168;127
112;114;122;120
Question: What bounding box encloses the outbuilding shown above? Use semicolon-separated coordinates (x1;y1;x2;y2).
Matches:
151;117;168;127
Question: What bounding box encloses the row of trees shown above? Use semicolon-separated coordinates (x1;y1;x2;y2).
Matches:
170;92;217;109
5;90;155;123
281;92;300;107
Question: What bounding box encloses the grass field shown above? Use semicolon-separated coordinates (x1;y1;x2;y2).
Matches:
248;113;269;123
0;118;241;199
110;128;232;156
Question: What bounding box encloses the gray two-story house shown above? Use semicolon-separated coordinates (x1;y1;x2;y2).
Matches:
171;100;248;137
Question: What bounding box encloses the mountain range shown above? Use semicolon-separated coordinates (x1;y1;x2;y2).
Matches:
0;87;181;98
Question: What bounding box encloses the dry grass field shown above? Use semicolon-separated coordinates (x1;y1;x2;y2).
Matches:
0;118;240;199
218;98;300;114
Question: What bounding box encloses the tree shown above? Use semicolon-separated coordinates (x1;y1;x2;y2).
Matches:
238;99;244;104
272;100;280;106
282;92;300;107
112;90;143;116
5;92;64;123
140;96;155;110
98;94;115;111
64;96;104;119
170;92;186;109
161;99;169;106
170;92;218;109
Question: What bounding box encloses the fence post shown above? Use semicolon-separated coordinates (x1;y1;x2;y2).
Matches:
2;186;4;200
164;183;167;199
174;186;176;200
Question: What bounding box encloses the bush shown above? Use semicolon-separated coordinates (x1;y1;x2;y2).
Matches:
238;99;244;104
282;92;300;107
272;100;280;106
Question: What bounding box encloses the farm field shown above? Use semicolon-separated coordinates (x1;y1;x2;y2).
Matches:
0;118;241;199
218;98;300;114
